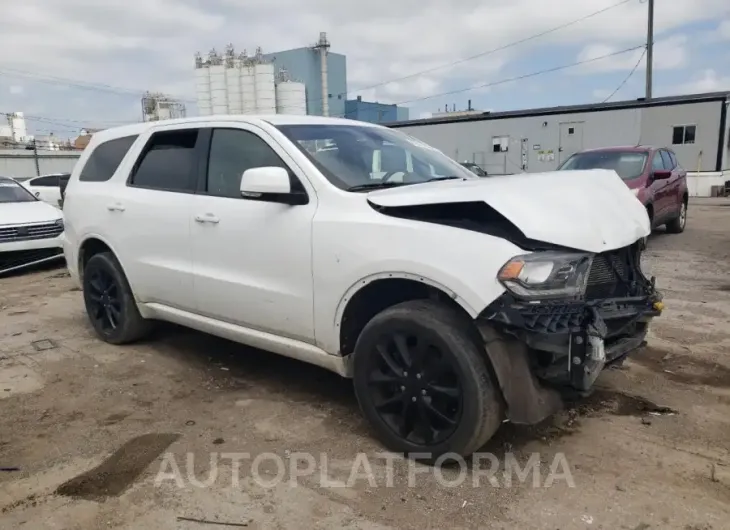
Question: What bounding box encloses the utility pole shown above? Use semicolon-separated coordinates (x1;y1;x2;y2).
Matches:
645;0;654;100
32;139;40;176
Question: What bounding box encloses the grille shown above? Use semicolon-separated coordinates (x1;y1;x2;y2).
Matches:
0;248;64;272
585;245;642;300
0;221;63;243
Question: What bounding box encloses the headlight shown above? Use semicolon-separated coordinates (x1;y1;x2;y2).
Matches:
497;251;593;300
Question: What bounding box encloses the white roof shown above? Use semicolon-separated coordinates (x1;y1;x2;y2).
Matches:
92;115;380;143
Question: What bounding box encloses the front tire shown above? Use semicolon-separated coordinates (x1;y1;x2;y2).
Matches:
82;252;152;344
352;300;503;460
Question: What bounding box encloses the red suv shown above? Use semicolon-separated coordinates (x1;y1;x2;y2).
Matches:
558;146;688;238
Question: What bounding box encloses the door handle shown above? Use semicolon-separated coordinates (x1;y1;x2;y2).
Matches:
107;203;125;212
194;214;220;224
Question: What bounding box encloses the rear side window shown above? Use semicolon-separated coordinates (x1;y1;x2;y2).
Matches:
130;129;199;193
30;175;60;187
79;135;138;182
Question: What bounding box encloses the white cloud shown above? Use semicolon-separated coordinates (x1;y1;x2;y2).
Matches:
716;19;730;40
670;69;730;94
575;35;688;73
9;85;24;95
0;0;728;131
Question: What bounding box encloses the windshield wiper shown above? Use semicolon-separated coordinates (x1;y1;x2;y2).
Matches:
347;182;407;192
425;176;465;182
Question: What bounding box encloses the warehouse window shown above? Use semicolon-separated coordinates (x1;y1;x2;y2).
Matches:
672;125;696;145
492;136;509;153
568;127;575;135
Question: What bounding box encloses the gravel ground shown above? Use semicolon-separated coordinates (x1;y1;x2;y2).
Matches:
1;198;729;530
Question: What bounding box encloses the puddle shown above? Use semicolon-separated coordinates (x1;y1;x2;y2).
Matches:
632;346;730;388
55;433;180;500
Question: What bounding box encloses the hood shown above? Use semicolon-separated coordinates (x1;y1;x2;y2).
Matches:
367;169;649;253
0;200;63;226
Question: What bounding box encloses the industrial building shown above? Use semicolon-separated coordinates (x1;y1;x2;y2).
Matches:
0;112;30;145
344;96;409;123
390;92;730;175
141;92;187;122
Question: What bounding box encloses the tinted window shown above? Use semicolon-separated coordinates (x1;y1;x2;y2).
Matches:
30;175;60;187
80;135;138;182
660;150;673;169
558;151;647;180
651;152;664;171
206;129;292;199
672;127;684;145
131;129;199;192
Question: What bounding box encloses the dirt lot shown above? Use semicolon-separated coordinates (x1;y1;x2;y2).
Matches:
1;198;729;530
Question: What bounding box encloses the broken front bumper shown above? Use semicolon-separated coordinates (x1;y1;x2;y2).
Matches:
481;289;663;392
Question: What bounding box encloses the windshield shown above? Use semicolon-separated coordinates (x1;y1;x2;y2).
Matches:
276;124;476;190
0;179;37;203
558;151;648;180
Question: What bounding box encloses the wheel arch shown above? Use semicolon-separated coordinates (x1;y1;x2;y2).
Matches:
335;273;480;357
77;234;125;282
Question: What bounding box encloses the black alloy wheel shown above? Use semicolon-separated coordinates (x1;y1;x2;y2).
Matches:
367;330;463;445
353;299;503;460
82;252;152;344
86;267;122;333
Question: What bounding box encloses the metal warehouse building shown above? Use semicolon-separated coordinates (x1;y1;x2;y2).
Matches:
390;92;730;176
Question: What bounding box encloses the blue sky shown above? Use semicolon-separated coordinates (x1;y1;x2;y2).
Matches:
0;0;728;138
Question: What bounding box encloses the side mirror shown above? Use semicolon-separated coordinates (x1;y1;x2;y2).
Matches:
240;166;308;206
652;169;671;180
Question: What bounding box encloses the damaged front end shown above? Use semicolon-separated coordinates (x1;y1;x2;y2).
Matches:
478;241;662;423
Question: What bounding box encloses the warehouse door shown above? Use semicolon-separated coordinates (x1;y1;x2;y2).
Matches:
558;122;584;165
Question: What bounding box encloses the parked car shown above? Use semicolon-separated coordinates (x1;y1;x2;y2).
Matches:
62;116;662;459
557;146;688;240
460;162;488;177
0;176;65;274
18;173;70;208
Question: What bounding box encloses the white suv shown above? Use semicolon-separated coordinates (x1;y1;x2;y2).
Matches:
62;115;662;459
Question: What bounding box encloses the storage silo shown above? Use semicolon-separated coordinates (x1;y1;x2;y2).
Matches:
254;62;276;114
275;81;307;115
226;66;243;114
209;64;228;115
241;65;257;114
194;68;212;116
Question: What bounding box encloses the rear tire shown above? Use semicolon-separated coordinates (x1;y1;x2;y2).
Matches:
82;252;152;344
666;200;687;234
352;299;503;460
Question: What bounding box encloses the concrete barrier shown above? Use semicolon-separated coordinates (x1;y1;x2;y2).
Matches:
687;171;728;197
0;149;81;178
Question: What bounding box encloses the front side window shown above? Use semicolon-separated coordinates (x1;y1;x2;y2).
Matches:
276;124;475;191
80;135;138;182
206;129;294;199
130;129;198;192
660;150;673;169
558;151;648;181
0;179;37;203
651;152;665;171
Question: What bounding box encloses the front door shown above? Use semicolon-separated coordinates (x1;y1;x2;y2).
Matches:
190;125;317;344
558;122;584;165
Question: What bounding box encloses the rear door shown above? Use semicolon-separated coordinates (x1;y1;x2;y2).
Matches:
649;150;671;221
103;125;200;310
664;149;686;216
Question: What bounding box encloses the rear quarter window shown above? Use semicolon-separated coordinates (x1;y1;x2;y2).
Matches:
79;135;139;182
